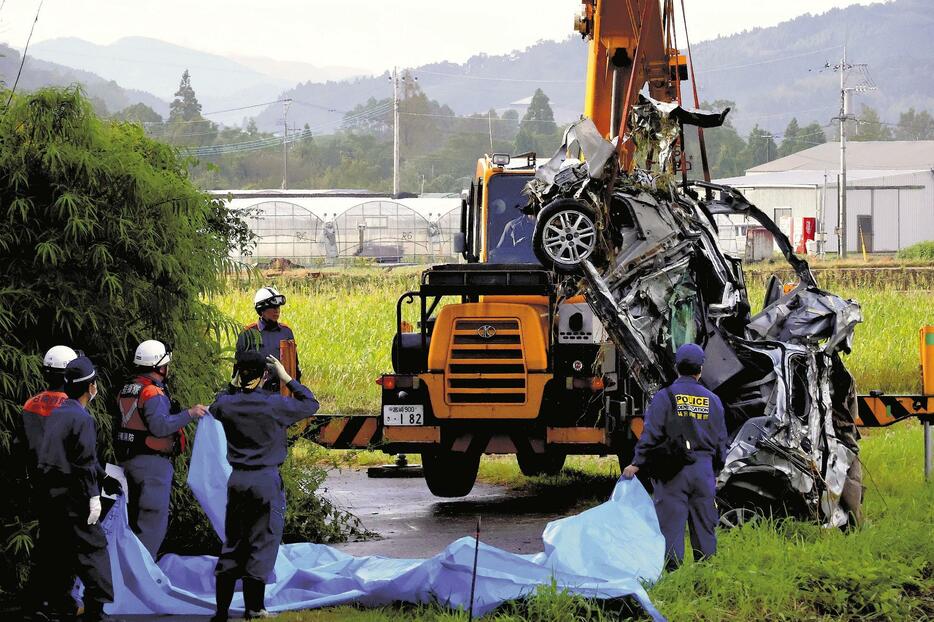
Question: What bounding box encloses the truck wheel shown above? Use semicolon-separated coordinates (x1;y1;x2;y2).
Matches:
422;450;480;497
533;199;600;274
517;451;566;477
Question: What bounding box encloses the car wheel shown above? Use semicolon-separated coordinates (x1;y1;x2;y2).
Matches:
533;199;600;274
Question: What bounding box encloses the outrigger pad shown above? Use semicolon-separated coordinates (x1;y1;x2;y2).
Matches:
100;416;667;620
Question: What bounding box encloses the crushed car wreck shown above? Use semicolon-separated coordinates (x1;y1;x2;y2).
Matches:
525;106;864;528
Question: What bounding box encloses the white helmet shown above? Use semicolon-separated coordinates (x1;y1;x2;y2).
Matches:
254;286;286;313
134;340;172;369
43;345;78;371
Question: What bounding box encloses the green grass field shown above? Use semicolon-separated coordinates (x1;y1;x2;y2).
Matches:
213;267;931;413
211;268;934;621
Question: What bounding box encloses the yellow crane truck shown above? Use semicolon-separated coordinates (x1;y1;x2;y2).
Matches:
364;0;690;496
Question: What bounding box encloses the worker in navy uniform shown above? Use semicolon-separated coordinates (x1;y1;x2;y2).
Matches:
235;286;300;393
19;345;77;619
34;356;115;622
208;351;319;621
18;346;78;477
115;339;207;557
622;343;728;570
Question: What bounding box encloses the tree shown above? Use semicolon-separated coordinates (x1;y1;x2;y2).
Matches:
895;108;934;140
798;122;827;149
169;69;202;122
853;105;892;141
114;102;163;124
778;118;801;157
515;89;559;156
521;89;557;134
742;125;778;168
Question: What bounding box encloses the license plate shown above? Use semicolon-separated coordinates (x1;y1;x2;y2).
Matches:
383;404;424;426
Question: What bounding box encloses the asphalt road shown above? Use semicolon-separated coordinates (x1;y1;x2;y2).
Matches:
323;466;607;558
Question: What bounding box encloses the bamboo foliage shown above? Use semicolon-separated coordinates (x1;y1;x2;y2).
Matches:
0;86;253;591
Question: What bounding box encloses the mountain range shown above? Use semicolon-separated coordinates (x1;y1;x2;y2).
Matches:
2;0;932;136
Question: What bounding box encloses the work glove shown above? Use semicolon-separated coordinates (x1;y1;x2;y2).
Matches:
266;355;293;384
88;496;102;525
102;475;123;496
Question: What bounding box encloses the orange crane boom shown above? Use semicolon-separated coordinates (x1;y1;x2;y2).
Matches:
575;0;688;169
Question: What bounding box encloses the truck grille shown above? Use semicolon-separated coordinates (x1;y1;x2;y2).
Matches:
446;319;526;404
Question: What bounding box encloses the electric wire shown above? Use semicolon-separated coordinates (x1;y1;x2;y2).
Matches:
178;99;395;156
3;0;45;114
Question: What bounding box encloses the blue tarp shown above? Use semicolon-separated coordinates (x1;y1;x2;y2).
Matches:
103;416;666;619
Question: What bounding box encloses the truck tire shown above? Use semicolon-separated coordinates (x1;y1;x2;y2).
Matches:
517;451;566;477
533;199;601;274
422;450;481;497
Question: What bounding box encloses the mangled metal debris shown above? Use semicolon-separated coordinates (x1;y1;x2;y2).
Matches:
526;116;863;528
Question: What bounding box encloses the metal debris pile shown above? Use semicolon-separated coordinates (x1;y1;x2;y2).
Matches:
526;112;863;527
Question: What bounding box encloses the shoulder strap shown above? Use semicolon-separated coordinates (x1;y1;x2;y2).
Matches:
139;384;164;403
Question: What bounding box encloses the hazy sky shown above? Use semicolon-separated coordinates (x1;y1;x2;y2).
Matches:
0;0;888;72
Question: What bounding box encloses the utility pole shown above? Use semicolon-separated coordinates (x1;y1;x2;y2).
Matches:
392;67;401;197
838;47;848;257
827;47;875;257
488;110;494;152
281;98;292;190
388;69;417;196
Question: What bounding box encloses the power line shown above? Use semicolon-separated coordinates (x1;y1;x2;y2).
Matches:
695;45;843;75
399;110;548;124
178;99;396;156
3;0;45;114
202;99;291;116
417;68;584;84
291;99;347;114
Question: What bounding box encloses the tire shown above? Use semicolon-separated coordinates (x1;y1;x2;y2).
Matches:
517;451;566;477
421;450;481;497
533;199;600;274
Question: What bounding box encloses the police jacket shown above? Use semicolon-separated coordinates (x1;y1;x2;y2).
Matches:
209;379;319;469
235;319;301;390
36;398;104;499
633;376;729;470
19;390;69;475
115;374;192;460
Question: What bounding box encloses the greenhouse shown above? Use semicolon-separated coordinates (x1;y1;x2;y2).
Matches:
215;190;463;266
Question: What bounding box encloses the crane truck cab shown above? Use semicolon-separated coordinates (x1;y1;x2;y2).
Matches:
377;153;641;497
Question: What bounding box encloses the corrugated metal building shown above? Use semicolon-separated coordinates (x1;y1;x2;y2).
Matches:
714;141;934;254
212;190;462;265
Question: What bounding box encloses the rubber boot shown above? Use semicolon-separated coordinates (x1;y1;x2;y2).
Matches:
243;578;269;619
210;575;236;622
